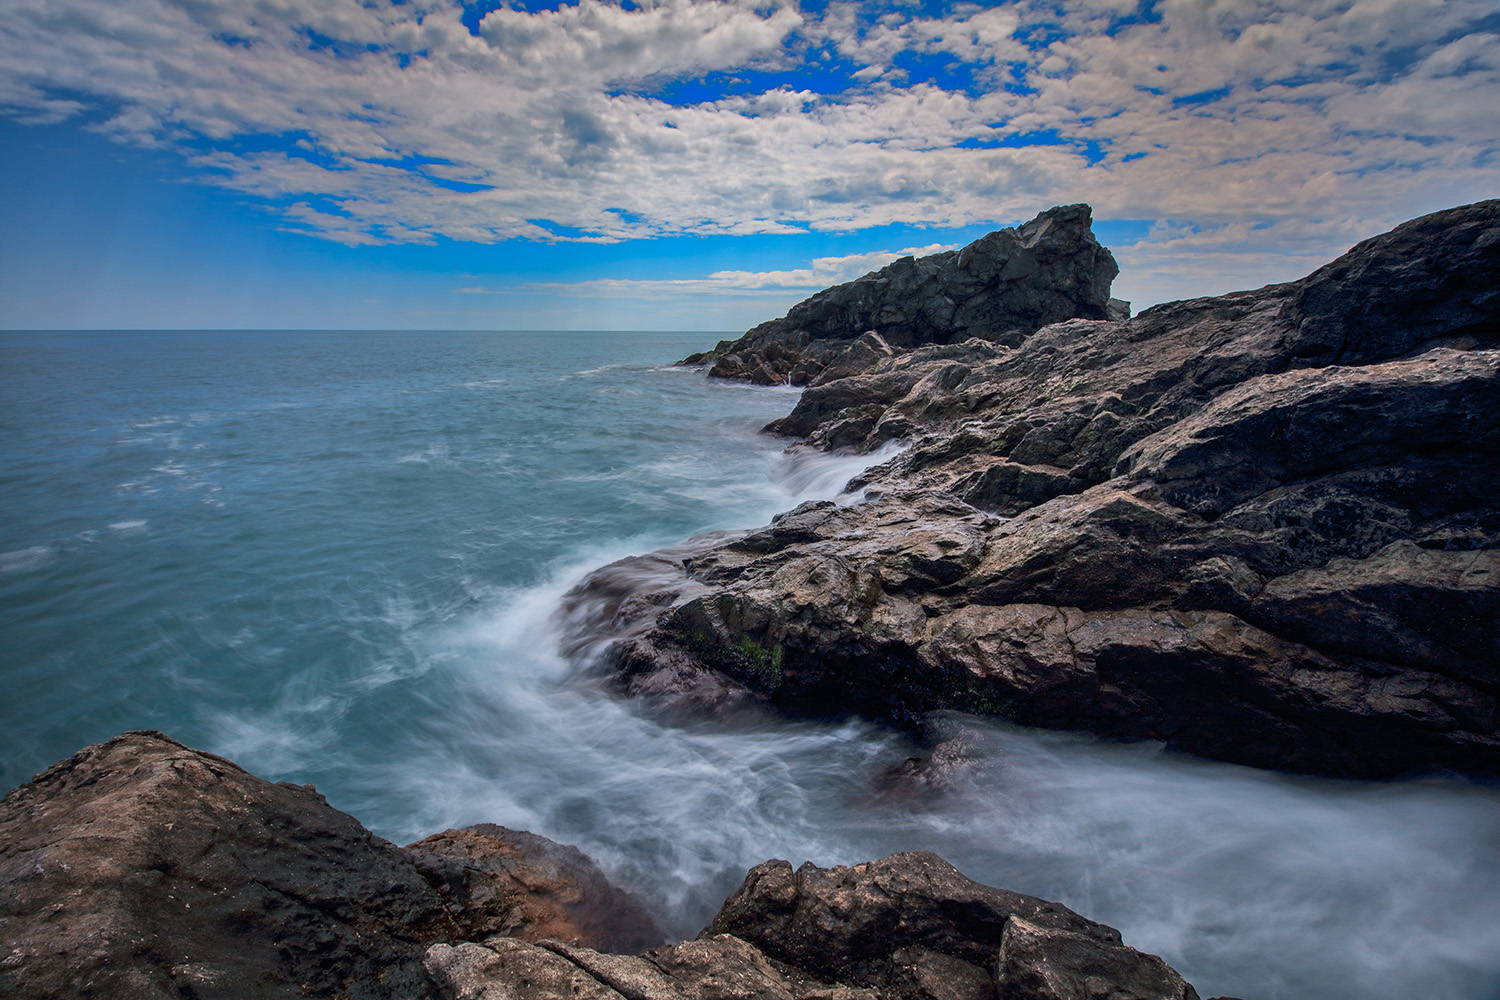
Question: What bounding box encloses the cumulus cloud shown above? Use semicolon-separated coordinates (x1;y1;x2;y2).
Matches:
1;0;1496;299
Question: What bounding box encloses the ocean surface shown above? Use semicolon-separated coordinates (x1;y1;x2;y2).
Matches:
2;328;1498;1000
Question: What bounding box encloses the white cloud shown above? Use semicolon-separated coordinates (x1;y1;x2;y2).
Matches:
0;0;1496;303
457;242;959;298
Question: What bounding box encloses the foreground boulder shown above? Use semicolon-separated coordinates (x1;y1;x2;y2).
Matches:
1;733;1215;999
0;731;660;999
682;204;1123;386
429;853;1203;1000
573;200;1500;778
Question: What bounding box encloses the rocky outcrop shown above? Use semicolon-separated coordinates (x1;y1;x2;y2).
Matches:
681;204;1123;386
0;731;660;999
572;200;1500;779
2;733;1217;1000
429;853;1204;1000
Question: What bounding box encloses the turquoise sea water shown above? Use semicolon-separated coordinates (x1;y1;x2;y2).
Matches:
3;329;1498;1000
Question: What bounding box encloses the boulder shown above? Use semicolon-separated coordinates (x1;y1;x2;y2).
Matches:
407;824;665;955
427;854;1200;1000
0;732;658;999
709;853;1197;1000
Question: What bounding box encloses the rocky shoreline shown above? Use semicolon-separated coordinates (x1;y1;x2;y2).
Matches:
1;731;1222;999
570;200;1500;779
6;203;1497;998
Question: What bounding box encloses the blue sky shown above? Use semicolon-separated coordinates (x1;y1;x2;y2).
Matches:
2;0;1497;330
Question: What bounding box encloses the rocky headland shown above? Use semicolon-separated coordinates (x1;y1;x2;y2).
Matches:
1;732;1220;999
571;200;1500;779
7;203;1497;998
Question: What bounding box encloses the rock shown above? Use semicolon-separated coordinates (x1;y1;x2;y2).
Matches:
0;732;656;999
683;205;1119;385
877;733;987;799
577;200;1500;778
426;938;629;1000
428;854;1200;1000
710;853;1198;1000
994;916;1197;1000
3;734;1217;1000
1280;199;1500;365
406;824;666;954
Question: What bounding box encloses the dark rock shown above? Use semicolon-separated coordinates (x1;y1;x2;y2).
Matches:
406;824;666;954
685;205;1119;385
0;732;656;999
3;734;1217;1000
0;731;451;999
878;733;986;800
710;853;1198;1000
578;200;1500;778
428;854;1202;1000
1280;199;1500;365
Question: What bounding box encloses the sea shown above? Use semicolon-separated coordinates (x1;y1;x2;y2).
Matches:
2;328;1498;1000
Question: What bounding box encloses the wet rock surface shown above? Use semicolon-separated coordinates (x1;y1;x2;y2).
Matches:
576;199;1500;778
3;733;1214;1000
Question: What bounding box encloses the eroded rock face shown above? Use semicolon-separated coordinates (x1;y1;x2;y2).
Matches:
3;734;1216;1000
0;732;659;999
682;205;1121;386
573;199;1500;778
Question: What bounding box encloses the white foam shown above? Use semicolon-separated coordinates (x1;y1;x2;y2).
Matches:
108;520;148;531
0;546;54;574
772;439;906;504
397;444;450;465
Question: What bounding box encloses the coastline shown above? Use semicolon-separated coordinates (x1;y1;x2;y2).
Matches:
4;201;1499;998
575;200;1500;780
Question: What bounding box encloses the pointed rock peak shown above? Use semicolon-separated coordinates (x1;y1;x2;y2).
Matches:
684;204;1120;385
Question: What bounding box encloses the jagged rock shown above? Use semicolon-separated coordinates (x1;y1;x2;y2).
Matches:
0;732;656;999
3;734;1216;1000
427;854;1199;1000
574;200;1500;778
709;853;1198;1000
878;732;987;799
682;205;1119;386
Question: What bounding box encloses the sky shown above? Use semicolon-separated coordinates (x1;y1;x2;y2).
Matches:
1;0;1497;331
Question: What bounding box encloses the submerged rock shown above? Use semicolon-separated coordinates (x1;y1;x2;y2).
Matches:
682;205;1120;386
2;733;1216;1000
578;199;1500;779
